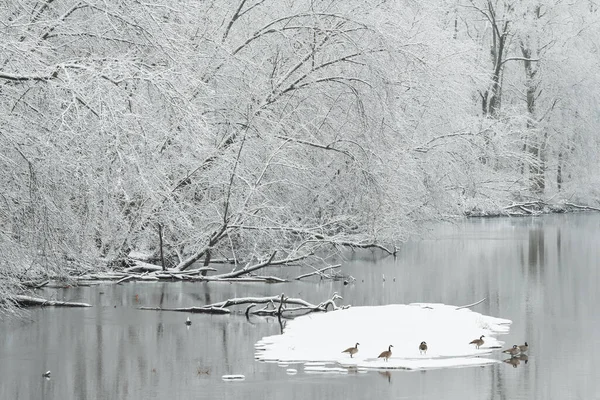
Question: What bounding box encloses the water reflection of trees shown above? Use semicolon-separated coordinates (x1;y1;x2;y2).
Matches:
527;228;545;277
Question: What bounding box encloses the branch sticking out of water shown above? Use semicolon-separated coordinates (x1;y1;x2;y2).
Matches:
456;298;487;310
294;264;341;280
138;293;345;316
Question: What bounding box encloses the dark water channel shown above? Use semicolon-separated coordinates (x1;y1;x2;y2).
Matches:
1;213;599;399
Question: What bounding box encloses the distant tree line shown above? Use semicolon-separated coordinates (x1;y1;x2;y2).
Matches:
1;0;599;303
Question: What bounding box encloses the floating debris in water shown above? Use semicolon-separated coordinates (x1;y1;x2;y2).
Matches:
222;374;245;381
286;369;298;375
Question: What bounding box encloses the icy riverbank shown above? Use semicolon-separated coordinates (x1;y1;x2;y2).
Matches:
255;303;511;371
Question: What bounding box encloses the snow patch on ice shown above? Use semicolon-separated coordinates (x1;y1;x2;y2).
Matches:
255;303;511;371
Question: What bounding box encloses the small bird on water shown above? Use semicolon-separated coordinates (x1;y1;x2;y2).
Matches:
43;371;51;378
469;335;485;349
378;345;393;361
342;342;360;358
185;317;192;326
419;341;428;355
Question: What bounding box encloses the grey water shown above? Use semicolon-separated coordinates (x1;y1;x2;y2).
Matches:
1;213;599;399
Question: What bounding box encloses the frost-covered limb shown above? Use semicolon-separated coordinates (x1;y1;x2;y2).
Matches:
294;264;341;280
564;202;600;212
0;71;56;81
229;224;393;255
209;251;312;279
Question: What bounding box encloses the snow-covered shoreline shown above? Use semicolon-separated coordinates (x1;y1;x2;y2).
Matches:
255;303;511;371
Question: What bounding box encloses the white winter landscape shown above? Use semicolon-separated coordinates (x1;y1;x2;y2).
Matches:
255;303;511;371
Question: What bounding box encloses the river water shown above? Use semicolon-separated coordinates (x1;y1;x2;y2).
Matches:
1;213;599;399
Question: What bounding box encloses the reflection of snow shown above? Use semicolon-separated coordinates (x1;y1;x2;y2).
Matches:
255;303;511;370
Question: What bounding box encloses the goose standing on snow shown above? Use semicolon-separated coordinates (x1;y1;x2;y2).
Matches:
469;335;485;349
378;345;393;361
342;343;360;358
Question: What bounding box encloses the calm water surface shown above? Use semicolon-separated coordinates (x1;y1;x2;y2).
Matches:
1;213;599;399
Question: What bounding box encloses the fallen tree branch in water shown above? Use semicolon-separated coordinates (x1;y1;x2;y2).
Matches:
564;202;600;212
78;253;344;284
21;280;50;289
294;264;341;280
456;298;486;309
139;292;344;316
13;295;92;308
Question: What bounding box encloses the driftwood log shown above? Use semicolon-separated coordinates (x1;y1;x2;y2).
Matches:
139;292;345;316
13;295;92;308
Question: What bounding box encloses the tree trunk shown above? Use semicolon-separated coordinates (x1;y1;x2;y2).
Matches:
521;17;544;195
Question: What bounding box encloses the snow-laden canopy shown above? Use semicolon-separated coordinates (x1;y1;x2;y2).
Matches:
255;303;511;371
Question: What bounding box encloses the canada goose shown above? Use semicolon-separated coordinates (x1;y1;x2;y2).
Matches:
469;335;485;349
342;342;360;358
185;317;192;326
419;341;428;355
502;345;520;357
43;371;51;378
518;342;529;352
378;345;393;361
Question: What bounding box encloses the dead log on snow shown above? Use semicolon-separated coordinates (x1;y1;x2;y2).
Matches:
13;295;92;308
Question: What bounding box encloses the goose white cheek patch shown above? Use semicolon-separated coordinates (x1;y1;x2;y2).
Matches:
255;303;511;371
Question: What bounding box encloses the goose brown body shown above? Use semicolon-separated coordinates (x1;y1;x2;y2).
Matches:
342;343;360;358
518;342;529;352
502;344;520;356
469;335;485;349
378;345;393;361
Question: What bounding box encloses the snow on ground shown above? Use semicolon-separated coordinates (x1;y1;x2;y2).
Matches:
255;303;511;371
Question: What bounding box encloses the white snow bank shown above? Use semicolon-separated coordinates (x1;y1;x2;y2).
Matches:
255;303;511;370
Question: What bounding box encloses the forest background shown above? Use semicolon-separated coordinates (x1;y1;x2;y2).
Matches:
1;0;599;310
